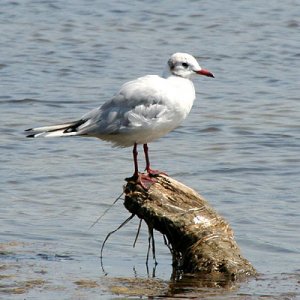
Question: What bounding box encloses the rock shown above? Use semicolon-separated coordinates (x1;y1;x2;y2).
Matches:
124;175;256;280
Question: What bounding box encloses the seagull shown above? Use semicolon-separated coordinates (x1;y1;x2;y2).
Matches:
26;53;214;189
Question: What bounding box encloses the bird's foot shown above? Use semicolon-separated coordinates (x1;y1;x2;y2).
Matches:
138;173;158;190
125;173;158;190
125;169;168;190
146;168;168;177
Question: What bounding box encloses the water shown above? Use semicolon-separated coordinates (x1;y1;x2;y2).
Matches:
1;0;299;298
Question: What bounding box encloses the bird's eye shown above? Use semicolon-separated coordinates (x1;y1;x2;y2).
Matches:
182;62;189;68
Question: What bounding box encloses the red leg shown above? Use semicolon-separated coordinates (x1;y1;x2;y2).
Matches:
143;144;167;176
133;142;139;177
143;143;151;173
128;143;156;190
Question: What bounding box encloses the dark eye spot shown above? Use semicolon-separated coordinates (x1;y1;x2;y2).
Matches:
182;62;189;68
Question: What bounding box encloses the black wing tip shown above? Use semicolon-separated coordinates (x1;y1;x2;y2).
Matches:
25;128;36;137
63;119;86;134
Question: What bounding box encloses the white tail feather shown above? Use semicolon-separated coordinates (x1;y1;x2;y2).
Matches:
33;130;78;138
26;121;81;138
27;122;76;133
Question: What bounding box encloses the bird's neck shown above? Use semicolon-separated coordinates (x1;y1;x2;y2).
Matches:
165;75;196;117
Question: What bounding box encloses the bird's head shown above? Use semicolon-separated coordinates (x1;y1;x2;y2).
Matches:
164;52;214;79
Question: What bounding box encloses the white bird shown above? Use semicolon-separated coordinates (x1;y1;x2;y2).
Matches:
26;53;214;189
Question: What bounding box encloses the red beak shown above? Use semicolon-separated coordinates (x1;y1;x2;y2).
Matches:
196;69;214;78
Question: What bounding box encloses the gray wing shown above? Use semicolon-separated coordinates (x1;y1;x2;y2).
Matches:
76;75;173;136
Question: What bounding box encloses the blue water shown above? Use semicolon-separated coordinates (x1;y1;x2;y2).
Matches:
1;0;299;299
